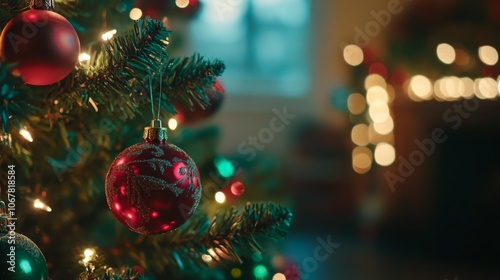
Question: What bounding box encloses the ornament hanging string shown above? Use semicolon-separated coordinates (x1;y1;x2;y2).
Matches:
157;56;166;119
148;75;155;119
147;60;166;120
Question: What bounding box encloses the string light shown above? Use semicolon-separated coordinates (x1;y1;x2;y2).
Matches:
374;142;396;166
168;118;178;130
33;199;52;212
101;29;117;41
89;97;99;112
351;124;369;146
19;128;33;142
215;192;226;204
409;75;433;100
343;44;364;66
368;100;390;123
129;8;143;20
272;273;286;280
78;53;91;62
82;248;97;265
176;0;190;8
365;74;386;90
347;93;366;115
366;86;389;105
436;43;456;64
352;146;372;174
201;254;212;263
478;45;498;66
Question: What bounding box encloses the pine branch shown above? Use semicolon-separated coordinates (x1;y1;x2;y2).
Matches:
137;202;292;275
0;19;225;189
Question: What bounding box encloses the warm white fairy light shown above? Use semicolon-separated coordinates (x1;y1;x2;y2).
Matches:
78;53;91;62
272;273;286;280
374;142;396;166
176;0;190;8
129;8;143;20
343;44;364;66
215;192;226;204
409;75;433;100
89;97;99;112
478;45;498;66
19;128;33;142
352;146;372;174
168;118;178;130
102;29;117;41
33;199;52;212
201;254;212;262
436;43;456;64
82;248;97;265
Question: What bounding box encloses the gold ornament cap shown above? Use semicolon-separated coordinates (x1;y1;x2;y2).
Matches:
143;119;168;142
31;0;55;10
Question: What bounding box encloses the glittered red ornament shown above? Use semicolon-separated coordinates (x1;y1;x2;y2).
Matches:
0;0;80;86
105;120;202;234
175;80;225;125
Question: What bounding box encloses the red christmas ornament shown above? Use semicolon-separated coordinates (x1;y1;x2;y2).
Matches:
175;80;225;125
0;0;80;86
105;119;202;234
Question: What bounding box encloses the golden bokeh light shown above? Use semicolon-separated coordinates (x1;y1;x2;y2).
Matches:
175;0;190;8
444;76;462;99
436;43;456;64
368;100;390;123
366;86;389;105
352;146;372;174
409;75;433;100
374;142;396;166
364;74;386;90
369;123;394;144
351;124;370;146
343;45;364;66
433;78;445;101
347;93;366;115
215;192;226;204
272;273;286;280
373;117;394;135
461;77;475;98
477;78;498;99
129;8;143;20
386;85;396;103
478;45;499;66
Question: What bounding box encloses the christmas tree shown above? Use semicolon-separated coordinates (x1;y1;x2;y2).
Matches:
0;0;292;279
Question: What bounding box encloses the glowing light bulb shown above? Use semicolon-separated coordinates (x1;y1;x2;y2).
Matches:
102;29;117;41
78;53;91;62
84;248;96;258
201;254;212;262
33;199;52;212
272;273;286;280
374;142;396;166
478;45;498;66
19;128;33;142
215;192;226;204
168;118;178;130
347;93;366;115
343;44;364;66
176;0;190;8
409;75;433;100
129;8;143;20
436;43;456;64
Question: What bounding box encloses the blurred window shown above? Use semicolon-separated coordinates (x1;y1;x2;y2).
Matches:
189;0;311;97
